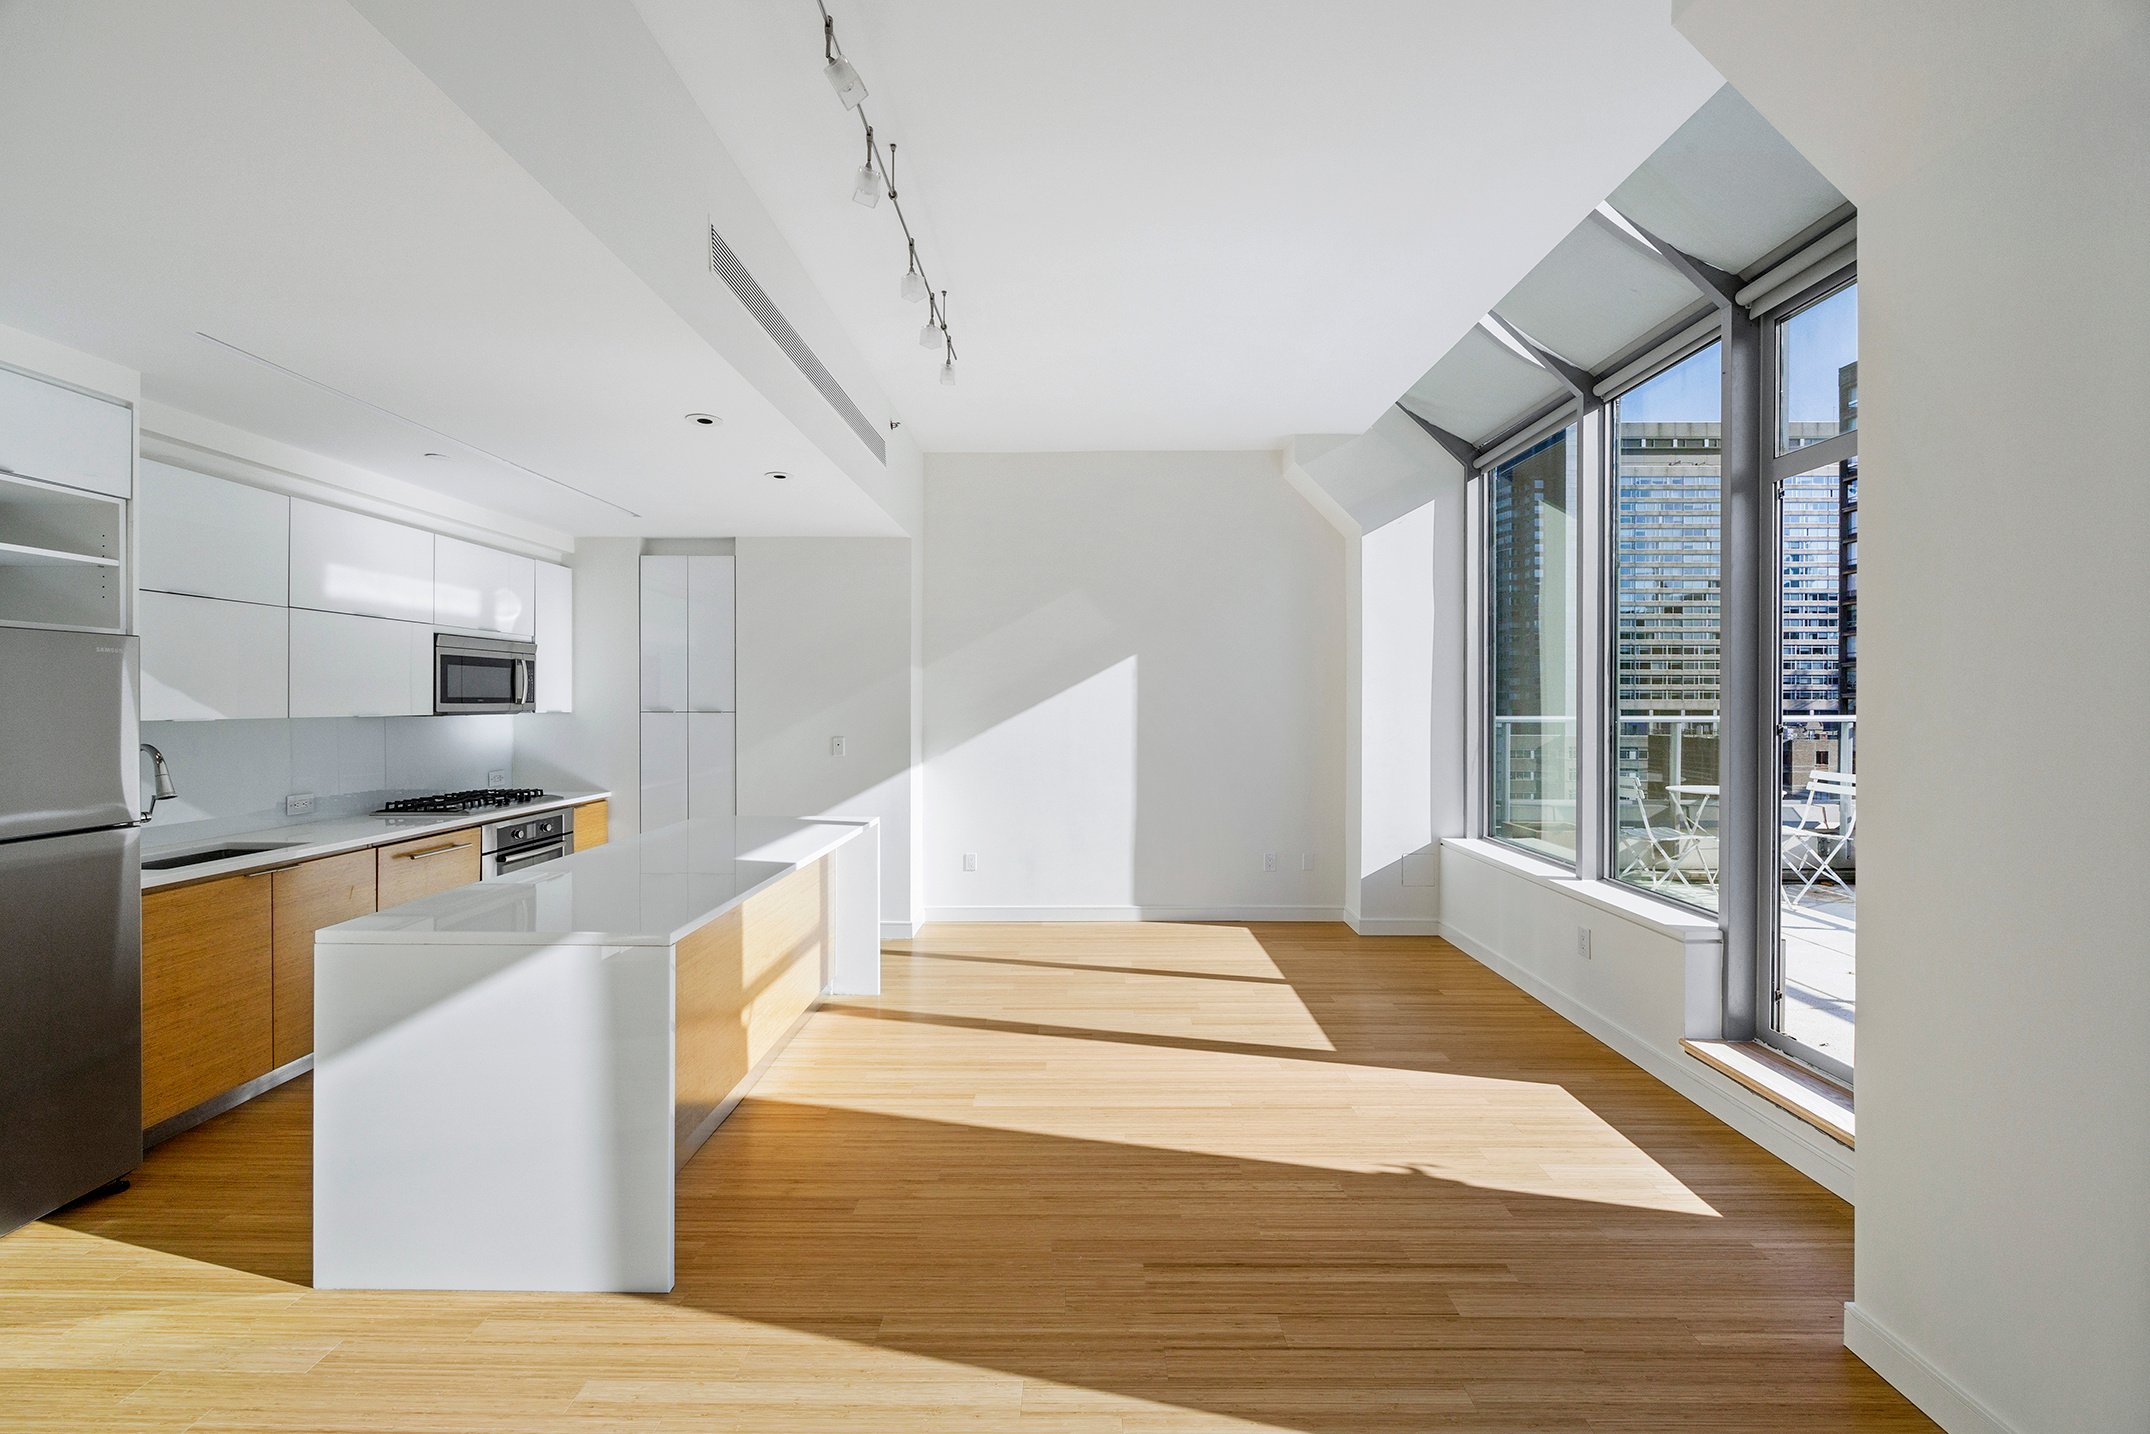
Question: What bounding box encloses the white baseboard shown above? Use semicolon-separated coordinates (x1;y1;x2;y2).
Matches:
1844;1303;2021;1434
1343;912;1443;936
921;904;1347;924
881;920;920;941
1440;922;1856;1202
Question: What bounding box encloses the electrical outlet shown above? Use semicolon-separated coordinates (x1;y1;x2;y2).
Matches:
831;735;846;757
1577;926;1593;961
285;792;315;817
1262;851;1278;872
962;852;977;872
487;769;509;788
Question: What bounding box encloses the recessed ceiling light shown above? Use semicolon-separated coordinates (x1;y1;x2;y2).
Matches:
686;412;722;426
764;470;791;481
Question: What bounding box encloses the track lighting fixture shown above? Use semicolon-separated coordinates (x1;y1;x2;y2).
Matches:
900;239;928;303
822;15;866;108
851;126;880;208
819;0;961;385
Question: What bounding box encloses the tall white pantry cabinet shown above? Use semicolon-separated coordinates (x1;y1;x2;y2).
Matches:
638;554;734;832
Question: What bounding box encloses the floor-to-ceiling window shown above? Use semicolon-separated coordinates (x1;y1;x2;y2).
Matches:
1611;342;1723;908
1488;424;1580;862
1769;280;1858;1078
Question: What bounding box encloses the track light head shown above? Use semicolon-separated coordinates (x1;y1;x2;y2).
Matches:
824;57;867;108
901;240;928;302
939;353;956;387
852;160;881;207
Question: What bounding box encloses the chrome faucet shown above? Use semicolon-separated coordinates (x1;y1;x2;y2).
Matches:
139;743;178;822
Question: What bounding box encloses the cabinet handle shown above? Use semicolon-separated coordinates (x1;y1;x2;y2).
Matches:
399;841;472;861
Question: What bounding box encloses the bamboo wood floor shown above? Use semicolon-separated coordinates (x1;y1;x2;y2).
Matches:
6;922;1934;1431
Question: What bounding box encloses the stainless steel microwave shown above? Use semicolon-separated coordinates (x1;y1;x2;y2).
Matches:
433;633;537;714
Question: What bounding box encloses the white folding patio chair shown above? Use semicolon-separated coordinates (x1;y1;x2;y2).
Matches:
1617;772;1708;894
1781;768;1856;906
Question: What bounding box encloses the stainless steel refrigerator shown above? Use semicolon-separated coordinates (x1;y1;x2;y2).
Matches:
0;626;142;1235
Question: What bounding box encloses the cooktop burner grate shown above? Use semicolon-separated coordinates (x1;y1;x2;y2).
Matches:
379;788;558;815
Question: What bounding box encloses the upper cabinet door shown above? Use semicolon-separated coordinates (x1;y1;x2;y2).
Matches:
0;367;132;499
289;500;434;623
534;559;573;713
639;555;688;713
137;461;288;605
289;609;427;719
686;555;735;713
435;535;535;637
137;591;289;722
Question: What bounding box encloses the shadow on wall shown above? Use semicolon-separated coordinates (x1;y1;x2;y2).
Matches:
923;453;1348;914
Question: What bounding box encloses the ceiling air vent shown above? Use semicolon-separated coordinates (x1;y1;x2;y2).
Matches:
708;224;886;464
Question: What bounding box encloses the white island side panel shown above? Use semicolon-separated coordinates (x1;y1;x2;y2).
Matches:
313;939;676;1293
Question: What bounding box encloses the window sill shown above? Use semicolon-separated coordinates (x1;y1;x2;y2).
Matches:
1442;838;1723;944
1682;1039;1854;1148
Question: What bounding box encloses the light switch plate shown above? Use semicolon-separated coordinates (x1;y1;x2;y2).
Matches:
962;852;977;872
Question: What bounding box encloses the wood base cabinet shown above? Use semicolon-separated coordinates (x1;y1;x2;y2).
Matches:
572;798;608;851
141;875;274;1128
270;851;376;1068
376;826;481;908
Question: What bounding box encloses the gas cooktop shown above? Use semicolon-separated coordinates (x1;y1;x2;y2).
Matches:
378;788;560;815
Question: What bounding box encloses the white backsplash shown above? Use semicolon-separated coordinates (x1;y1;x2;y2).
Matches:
140;715;516;838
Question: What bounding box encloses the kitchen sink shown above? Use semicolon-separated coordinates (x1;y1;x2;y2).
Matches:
142;842;302;871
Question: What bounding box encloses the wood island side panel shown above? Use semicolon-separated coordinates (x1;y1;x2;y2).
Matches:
674;859;828;1159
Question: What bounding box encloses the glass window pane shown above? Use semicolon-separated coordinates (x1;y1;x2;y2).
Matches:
1775;455;1857;1072
1611;344;1722;909
1489;425;1578;862
1778;281;1857;452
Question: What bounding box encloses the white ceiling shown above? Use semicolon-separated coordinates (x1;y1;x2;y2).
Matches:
0;0;902;539
638;0;1725;452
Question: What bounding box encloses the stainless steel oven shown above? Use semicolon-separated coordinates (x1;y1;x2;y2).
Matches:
434;634;537;715
481;808;572;881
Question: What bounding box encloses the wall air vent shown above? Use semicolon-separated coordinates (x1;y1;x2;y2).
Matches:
708;224;886;464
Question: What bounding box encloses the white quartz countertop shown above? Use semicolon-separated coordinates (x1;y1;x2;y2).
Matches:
140;791;610;891
315;816;874;947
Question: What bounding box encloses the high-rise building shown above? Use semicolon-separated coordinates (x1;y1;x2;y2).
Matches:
1615;422;1723;715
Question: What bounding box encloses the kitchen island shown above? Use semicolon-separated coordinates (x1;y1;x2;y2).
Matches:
311;816;880;1293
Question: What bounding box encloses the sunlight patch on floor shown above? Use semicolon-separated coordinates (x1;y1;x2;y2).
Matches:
774;1014;1718;1218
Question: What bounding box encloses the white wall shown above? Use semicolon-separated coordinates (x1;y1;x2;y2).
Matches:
514;537;643;834
923;451;1345;918
1676;5;2150;1431
734;537;919;932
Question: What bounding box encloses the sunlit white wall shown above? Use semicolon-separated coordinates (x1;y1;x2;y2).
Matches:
923;451;1346;918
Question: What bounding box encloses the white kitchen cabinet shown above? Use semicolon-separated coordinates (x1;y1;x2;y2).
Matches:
435;535;534;637
136;461;288;606
289;499;434;623
289;609;429;718
138;591;288;721
685;555;734;713
640;712;689;832
0;365;132;499
687;712;735;820
534;558;573;713
639;555;687;713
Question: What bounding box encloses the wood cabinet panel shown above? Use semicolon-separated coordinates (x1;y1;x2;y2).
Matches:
674;860;826;1157
375;825;482;910
270;851;377;1068
572;799;608;851
141;875;273;1127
